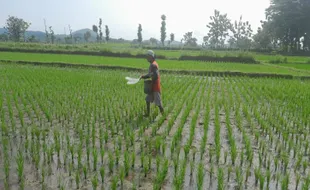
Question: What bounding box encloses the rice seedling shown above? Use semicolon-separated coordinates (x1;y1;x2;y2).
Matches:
69;162;73;177
83;164;87;180
118;136;122;150
141;151;145;168
266;169;271;188
100;148;105;164
124;151;130;176
245;165;251;183
236;167;243;190
302;174;310;190
16;150;25;189
115;148;120;166
303;159;308;174
276;172;281;188
209;147;214;163
274;157;279;171
75;170;80;189
224;151;228;164
104;130;109;144
86;145;91;164
91;173;98;190
190;160;195;176
227;165;233;182
143;157;149;177
93;148;98;171
110;174;118;190
259;171;265;190
184;144;190;159
176;144;181;160
148;155;152;171
131;151;136;168
218;167;224;190
254;167;260;186
192;147;197;161
173;158;179;176
100;166;105;184
161;142;166;156
230;142;237;166
70;144;75;164
305;141;309;155
296;173;300;190
240;149;245;167
120;166;125;187
197;162;204;190
281;173;289;190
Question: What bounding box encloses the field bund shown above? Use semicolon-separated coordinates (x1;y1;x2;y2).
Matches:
1;52;310;79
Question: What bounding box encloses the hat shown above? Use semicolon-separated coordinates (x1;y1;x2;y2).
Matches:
146;50;155;58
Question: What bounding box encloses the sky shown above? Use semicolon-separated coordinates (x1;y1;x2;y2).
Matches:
1;0;270;43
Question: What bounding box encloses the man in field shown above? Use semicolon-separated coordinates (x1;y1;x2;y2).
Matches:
140;50;164;117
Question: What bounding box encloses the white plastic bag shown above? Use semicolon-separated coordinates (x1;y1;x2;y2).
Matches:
125;77;140;85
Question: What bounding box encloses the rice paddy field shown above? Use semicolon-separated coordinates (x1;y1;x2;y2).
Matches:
0;62;310;190
1;52;310;77
1;42;310;63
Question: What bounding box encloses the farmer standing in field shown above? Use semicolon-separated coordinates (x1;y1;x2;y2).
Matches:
140;50;164;117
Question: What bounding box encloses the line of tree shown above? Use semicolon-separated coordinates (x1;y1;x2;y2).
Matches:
202;0;310;52
2;0;310;52
91;18;110;43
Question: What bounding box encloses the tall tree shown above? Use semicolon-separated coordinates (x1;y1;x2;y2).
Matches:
105;25;110;42
68;25;73;43
0;34;9;42
203;36;209;47
170;33;175;42
150;37;157;46
265;0;310;52
206;10;232;48
170;33;175;46
84;31;91;42
4;16;31;42
27;35;37;43
137;24;143;45
229;16;253;49
99;18;103;42
182;32;198;47
74;35;81;43
252;25;272;50
92;25;99;42
253;21;272;49
44;19;49;43
160;15;167;46
49;26;55;44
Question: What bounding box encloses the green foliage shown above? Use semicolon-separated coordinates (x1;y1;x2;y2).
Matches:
84;31;92;42
265;0;310;52
206;10;232;48
105;25;110;42
229;16;253;49
170;33;175;43
182;32;197;47
4;16;31;42
160;15;166;46
0;62;309;190
138;24;143;44
99;18;103;42
92;24;99;42
49;26;55;44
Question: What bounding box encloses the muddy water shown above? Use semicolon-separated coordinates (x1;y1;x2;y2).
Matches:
1;74;309;190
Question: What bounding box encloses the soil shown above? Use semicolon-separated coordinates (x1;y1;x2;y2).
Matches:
0;67;309;190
